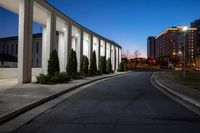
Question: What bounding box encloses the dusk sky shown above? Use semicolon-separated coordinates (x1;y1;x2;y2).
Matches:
0;0;200;57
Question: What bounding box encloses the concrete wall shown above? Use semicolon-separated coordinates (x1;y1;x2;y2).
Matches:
0;68;42;78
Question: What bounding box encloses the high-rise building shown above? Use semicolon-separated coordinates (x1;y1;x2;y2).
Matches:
155;26;197;67
191;19;200;68
147;36;156;58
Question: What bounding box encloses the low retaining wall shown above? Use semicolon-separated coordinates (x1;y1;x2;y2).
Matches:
0;68;42;78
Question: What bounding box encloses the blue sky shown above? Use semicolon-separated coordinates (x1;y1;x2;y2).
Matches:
0;0;200;57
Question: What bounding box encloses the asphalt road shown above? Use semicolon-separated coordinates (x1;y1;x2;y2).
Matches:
13;72;200;133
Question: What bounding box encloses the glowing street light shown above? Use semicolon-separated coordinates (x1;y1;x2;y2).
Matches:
182;26;188;31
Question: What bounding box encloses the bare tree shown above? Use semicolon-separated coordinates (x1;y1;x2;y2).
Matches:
122;49;131;59
133;50;141;58
133;50;141;67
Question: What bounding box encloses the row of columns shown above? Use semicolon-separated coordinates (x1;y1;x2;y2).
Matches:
17;0;121;83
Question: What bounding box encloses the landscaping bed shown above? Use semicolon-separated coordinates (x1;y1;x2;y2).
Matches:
37;49;125;84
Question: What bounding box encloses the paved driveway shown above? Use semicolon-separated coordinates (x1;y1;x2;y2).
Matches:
14;72;200;133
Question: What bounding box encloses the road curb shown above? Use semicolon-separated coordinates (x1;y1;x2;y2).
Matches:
152;72;200;108
0;72;129;124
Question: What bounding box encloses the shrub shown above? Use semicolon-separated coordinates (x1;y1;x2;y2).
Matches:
37;74;51;84
99;56;107;74
48;50;60;76
71;72;83;79
90;51;97;74
106;58;112;73
118;61;125;72
51;72;70;84
66;49;77;76
37;72;70;84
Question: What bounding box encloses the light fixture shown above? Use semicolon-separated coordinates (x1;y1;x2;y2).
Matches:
75;33;79;37
63;28;66;31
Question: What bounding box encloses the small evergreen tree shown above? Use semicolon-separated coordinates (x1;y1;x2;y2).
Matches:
72;50;77;75
118;61;125;72
83;56;89;74
106;58;112;73
80;55;89;74
48;50;60;76
66;49;77;76
66;49;73;76
90;51;97;74
99;56;106;74
80;56;84;73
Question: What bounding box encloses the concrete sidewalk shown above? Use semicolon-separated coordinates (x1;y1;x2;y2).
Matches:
0;78;17;92
0;72;128;124
153;72;200;108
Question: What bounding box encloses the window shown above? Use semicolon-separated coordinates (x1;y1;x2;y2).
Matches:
36;42;39;54
36;58;39;67
7;45;9;54
16;44;18;54
3;44;5;54
12;44;14;55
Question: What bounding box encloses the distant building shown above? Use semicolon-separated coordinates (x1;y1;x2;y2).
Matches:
155;26;197;67
0;33;43;68
191;19;200;68
147;36;156;58
125;58;146;69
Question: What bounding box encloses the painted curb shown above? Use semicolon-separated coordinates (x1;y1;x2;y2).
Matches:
0;72;129;124
152;72;200;108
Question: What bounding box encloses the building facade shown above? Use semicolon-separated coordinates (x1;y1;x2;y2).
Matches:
0;33;43;68
191;19;200;68
0;0;122;83
155;26;197;67
147;36;156;59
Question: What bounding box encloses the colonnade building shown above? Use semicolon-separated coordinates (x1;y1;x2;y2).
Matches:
0;0;122;83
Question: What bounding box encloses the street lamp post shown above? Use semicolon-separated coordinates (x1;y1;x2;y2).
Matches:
182;26;188;80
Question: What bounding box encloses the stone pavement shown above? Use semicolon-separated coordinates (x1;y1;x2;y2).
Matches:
0;72;128;124
153;71;200;107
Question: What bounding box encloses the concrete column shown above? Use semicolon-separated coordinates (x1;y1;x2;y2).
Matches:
106;42;111;59
104;41;107;58
75;30;81;72
58;24;68;72
111;45;114;71
58;32;64;71
109;44;112;59
67;22;72;61
42;9;56;74
78;30;83;71
113;46;116;71
89;35;93;63
116;47;119;70
18;0;33;83
119;48;122;63
97;38;101;69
